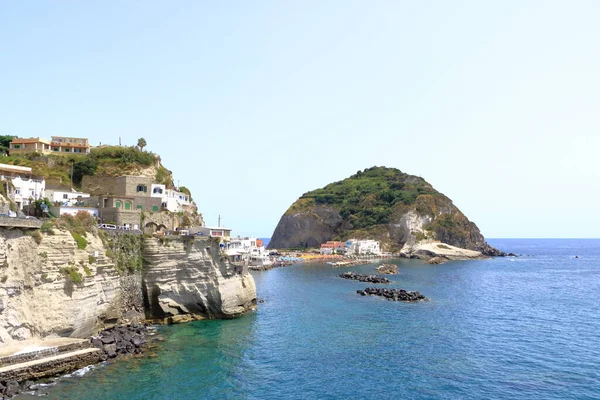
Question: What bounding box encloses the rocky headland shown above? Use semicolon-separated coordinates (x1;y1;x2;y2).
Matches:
268;166;503;261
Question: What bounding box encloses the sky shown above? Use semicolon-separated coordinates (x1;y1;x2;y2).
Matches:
1;1;599;238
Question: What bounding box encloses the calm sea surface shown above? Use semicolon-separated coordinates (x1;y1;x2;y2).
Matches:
22;239;600;399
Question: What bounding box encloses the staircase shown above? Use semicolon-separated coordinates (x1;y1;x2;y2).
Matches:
0;338;101;382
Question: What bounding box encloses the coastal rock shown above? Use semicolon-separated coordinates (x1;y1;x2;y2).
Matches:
142;238;257;319
0;227;256;346
339;272;391;284
359;287;427;302
376;264;398;275
268;167;503;257
426;256;449;265
0;229;137;345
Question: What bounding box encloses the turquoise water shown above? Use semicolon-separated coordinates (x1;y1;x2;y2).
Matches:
24;239;600;399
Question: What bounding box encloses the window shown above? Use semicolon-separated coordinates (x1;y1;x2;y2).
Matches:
73;148;82;153
63;194;69;199
152;206;159;212
64;148;70;152
53;147;59;151
124;201;132;210
136;205;143;210
137;185;147;193
15;189;20;194
115;201;122;209
13;145;20;149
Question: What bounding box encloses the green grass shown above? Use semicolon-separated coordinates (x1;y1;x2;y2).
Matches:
71;232;88;250
59;266;83;284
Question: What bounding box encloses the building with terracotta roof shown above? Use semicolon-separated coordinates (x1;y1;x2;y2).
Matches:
9;138;52;154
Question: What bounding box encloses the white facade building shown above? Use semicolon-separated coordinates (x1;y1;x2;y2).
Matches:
226;237;271;266
152;186;192;213
345;239;381;255
0;163;45;210
49;205;98;218
45;189;90;206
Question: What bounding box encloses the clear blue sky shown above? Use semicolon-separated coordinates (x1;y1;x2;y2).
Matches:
1;1;599;238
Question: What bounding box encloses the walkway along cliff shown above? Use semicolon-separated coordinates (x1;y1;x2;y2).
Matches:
0;225;256;346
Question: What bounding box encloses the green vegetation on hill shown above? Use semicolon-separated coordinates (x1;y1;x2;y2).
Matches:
1;145;175;188
295;166;438;229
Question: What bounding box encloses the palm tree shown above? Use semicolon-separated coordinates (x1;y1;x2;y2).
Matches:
137;137;147;151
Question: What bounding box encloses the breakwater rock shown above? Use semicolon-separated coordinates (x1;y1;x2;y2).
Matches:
357;287;427;302
339;272;390;284
376;264;398;274
427;256;449;265
91;324;148;360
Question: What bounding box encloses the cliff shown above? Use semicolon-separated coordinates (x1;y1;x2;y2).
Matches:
268;167;502;257
142;237;256;319
0;227;256;345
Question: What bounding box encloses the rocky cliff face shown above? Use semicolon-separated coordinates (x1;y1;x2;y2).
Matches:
0;229;256;345
142;237;256;319
269;167;502;256
0;230;134;345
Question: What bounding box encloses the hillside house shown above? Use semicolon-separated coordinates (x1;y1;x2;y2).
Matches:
9;138;52;155
0;163;45;210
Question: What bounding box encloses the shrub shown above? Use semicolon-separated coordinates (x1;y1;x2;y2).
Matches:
31;231;43;245
88;255;96;264
59;266;83;284
40;221;56;235
83;265;92;276
71;232;88;250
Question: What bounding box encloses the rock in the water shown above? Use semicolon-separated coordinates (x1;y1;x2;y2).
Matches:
360;287;427;302
376;264;398;275
426;256;449;265
339;272;391;284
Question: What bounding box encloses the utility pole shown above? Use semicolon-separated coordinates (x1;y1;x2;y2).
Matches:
70;162;74;189
218;214;221;227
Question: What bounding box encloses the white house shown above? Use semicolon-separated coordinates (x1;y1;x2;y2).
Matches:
0;163;45;210
45;189;90;206
345;239;381;255
150;184;192;212
49;205;98;218
192;226;232;242
226;237;271;266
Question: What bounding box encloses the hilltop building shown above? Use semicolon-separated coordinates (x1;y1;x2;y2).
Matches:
50;136;91;154
9;136;91;155
9;138;52;155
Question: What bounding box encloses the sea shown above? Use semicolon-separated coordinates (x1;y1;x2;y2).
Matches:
19;239;600;400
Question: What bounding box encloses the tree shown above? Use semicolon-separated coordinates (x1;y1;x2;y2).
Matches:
137;138;147;151
0;135;16;155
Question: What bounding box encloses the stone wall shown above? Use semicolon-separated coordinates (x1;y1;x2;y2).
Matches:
81;176;118;196
116;176;154;197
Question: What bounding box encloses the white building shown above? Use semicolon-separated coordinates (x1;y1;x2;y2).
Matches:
151;185;192;213
49;205;98;218
345;239;381;255
45;189;90;206
0;163;45;210
226;237;271;266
